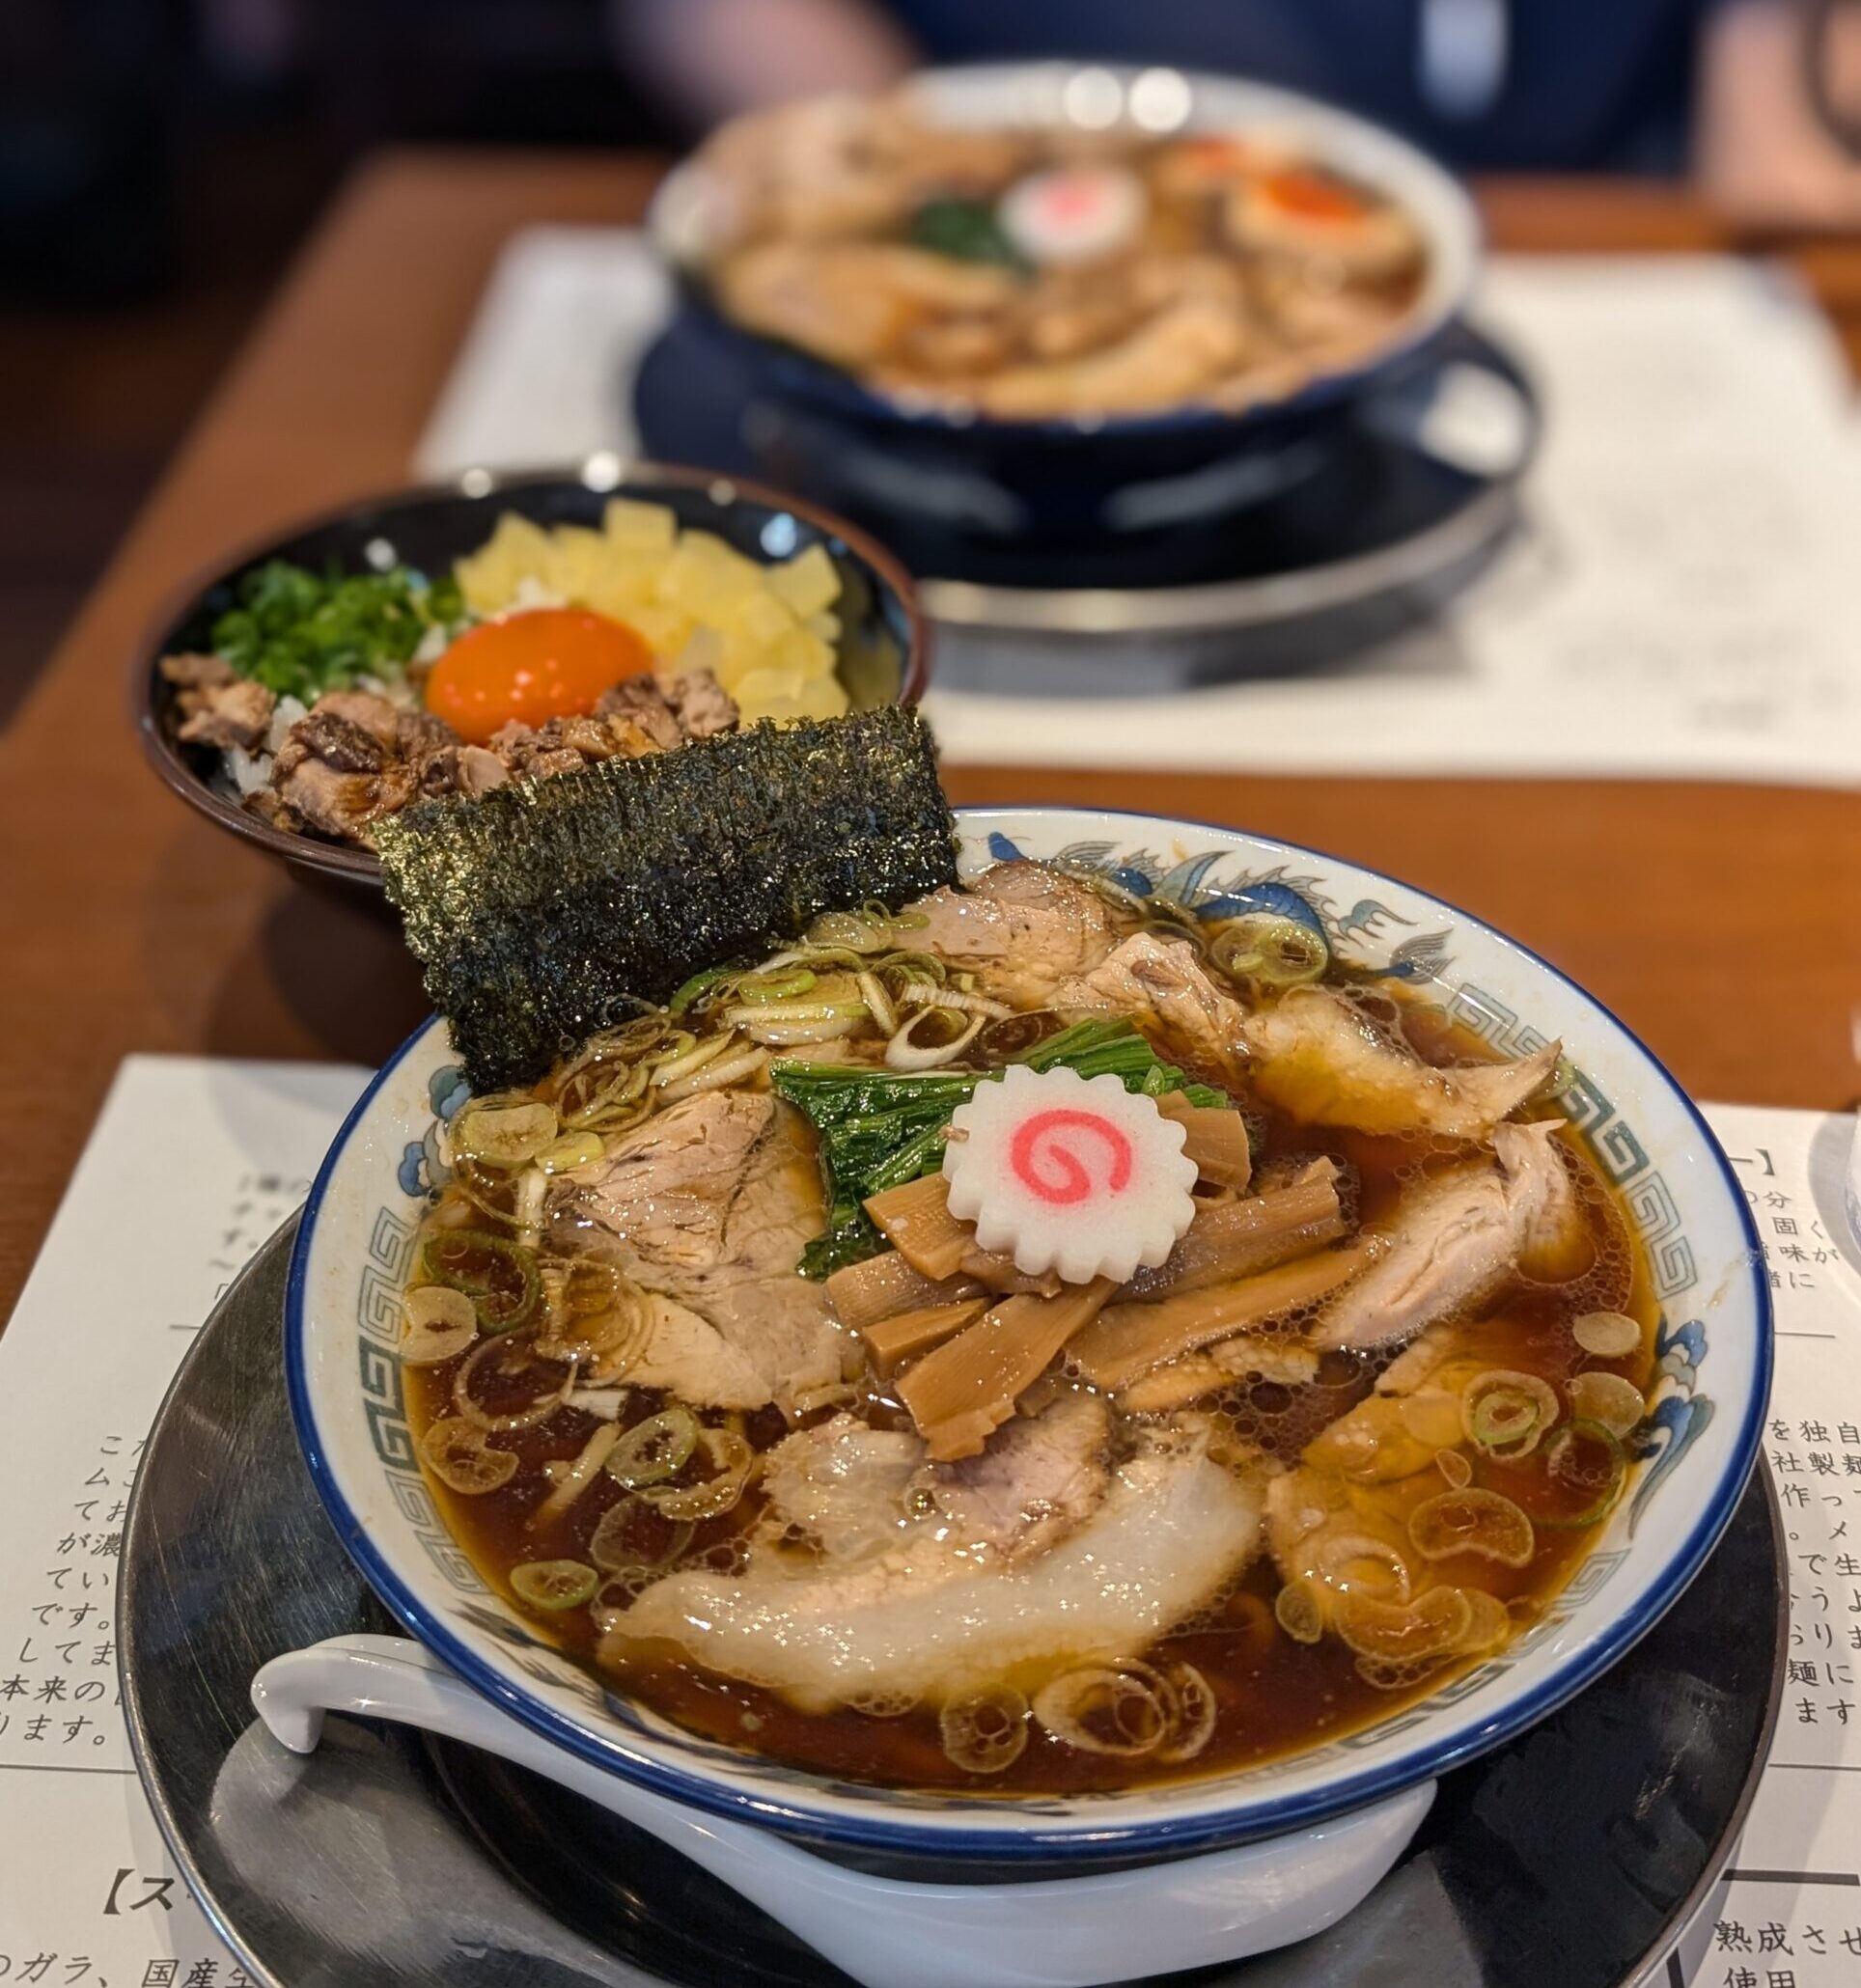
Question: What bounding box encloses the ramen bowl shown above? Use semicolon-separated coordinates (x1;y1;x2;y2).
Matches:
274;806;1766;1981
650;66;1482;548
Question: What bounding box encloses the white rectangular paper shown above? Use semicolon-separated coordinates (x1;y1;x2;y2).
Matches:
0;1057;366;1986
414;227;673;482
1664;1105;1861;1988
0;1062;1854;1983
411;229;1861;787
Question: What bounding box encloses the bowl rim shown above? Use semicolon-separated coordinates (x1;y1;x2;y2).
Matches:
131;461;935;890
651;60;1485;441
286;803;1770;1857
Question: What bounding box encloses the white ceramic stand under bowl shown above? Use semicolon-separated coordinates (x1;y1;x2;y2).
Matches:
280;806;1769;1985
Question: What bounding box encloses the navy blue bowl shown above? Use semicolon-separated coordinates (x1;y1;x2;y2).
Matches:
135;465;930;897
650;64;1483;548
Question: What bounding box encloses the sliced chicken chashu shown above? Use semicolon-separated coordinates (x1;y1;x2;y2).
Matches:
1051;930;1250;1085
1265;1319;1500;1596
554;1091;847;1413
1313;1119;1581;1352
618;1284;844;1415
1240;986;1559;1141
608;1417;1266;1709
1115;1336;1321;1416
904;862;1120;1007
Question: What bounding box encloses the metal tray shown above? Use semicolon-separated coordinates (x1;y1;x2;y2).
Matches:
122;1219;1783;1988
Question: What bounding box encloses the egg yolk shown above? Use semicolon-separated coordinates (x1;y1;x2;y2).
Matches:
424;607;653;745
1261;167;1370;225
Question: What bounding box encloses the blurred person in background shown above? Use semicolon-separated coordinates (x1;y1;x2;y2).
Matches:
615;0;1861;212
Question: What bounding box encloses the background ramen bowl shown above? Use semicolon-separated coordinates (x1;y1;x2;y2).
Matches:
650;67;1483;552
283;805;1767;1921
135;463;930;898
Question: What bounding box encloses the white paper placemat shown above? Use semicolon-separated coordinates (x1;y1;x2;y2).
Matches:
1;1058;1855;1981
0;1057;367;1987
411;229;1861;787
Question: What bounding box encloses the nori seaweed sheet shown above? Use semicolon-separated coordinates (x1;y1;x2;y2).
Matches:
375;706;958;1091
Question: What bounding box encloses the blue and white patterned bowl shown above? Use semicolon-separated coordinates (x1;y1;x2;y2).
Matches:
285;806;1769;1864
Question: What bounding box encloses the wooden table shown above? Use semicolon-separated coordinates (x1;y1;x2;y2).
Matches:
2;151;1858;1323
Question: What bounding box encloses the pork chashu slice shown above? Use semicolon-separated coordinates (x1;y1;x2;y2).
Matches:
761;1391;1112;1567
554;1090;847;1414
607;1414;1266;1709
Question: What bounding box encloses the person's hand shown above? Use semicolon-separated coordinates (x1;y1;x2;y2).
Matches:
1697;0;1861;227
610;0;918;132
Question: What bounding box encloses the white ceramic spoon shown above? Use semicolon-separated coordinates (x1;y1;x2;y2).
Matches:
253;1634;1434;1988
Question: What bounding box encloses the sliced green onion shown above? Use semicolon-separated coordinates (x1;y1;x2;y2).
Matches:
533;1423;623;1522
1407;1488;1536;1568
857;970;898;1035
1470;1388;1542;1450
420;1416;516;1494
650;1030;740;1091
510;1560;598;1612
588;1496;694;1572
1307;1532;1413;1604
536;1130;604;1174
669;965;740;1014
1156;1662;1218;1763
1435;1448;1474;1489
1333;1585;1473;1663
1541;1419;1627;1530
399;1284;479;1366
451;1336;572;1433
659;1046;768;1101
450;1099;558;1168
720;999;867;1026
806;909;894;953
878;950;946;984
644;1030;699;1067
938;1686;1029;1774
885;1007;985;1070
560;1059;652;1130
1274;1576;1326;1644
1571;1310;1641;1358
742;1015;862;1048
1032;1664;1172;1758
1568;1369;1646;1437
605;1407;700;1489
776;946;870;973
733;968;818;1004
638;1426;754;1519
1211;914;1329;986
420;1229;540;1333
1461;1369;1559;1459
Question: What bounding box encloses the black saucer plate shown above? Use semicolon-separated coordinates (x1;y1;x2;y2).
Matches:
122;1221;1783;1988
633;313;1539;686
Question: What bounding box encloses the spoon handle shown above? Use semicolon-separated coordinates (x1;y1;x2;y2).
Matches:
254;1633;1432;1988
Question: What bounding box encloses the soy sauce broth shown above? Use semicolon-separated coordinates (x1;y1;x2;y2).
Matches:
401;929;1658;1797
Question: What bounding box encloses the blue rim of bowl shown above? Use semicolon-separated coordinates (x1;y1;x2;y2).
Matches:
286;804;1770;1859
